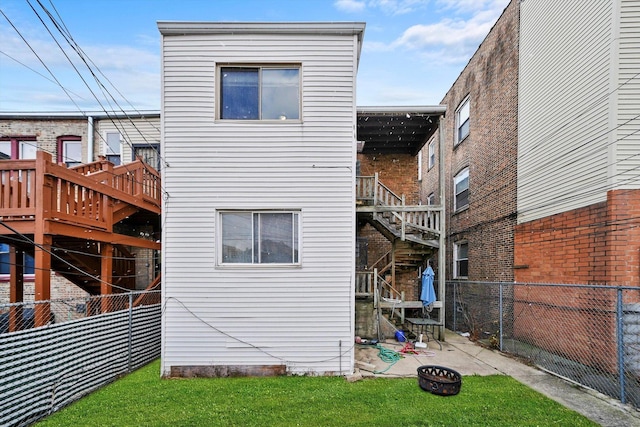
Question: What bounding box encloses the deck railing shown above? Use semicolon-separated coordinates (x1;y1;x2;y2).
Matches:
356;269;403;302
0;151;161;228
356;173;441;237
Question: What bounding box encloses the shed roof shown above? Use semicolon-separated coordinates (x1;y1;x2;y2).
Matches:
357;106;446;156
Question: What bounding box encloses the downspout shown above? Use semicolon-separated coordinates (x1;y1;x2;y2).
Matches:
87;116;94;163
438;115;446;340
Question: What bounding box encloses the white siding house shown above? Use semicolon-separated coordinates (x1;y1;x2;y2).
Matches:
158;22;365;376
518;0;640;223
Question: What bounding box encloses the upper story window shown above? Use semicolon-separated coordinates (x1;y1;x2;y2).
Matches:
453;241;468;279
0;136;37;159
428;137;436;169
454;167;469;211
105;132;121;165
219;210;300;265
57;135;82;167
455;97;470;145
417;149;423;181
427;193;435;205
219;66;300;120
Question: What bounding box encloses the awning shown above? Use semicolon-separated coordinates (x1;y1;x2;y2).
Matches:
357;106;446;156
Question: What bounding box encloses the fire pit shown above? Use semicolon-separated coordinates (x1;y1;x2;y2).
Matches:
417;365;462;396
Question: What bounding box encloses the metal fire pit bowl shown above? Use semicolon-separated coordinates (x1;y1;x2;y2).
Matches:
417;365;462;396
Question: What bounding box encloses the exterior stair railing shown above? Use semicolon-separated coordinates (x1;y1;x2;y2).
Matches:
356;173;441;243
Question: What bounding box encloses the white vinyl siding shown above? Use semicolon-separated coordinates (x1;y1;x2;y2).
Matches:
615;0;640;188
518;0;614;223
160;24;361;375
95;117;160;166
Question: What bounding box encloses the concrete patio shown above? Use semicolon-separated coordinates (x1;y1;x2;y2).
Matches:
353;330;640;427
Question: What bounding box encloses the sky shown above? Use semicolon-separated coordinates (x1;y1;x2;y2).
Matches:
0;0;510;113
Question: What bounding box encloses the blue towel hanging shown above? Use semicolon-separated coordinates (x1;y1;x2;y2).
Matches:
420;265;436;307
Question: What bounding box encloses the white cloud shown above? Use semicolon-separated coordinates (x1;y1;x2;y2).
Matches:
368;0;429;15
335;0;431;15
436;0;508;14
334;0;367;13
366;0;508;65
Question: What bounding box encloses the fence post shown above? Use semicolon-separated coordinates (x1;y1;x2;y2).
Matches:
499;283;504;352
128;292;133;373
616;287;626;404
453;282;457;332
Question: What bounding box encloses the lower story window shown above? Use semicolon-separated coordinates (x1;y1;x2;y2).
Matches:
0;244;35;275
220;211;300;265
453;241;468;278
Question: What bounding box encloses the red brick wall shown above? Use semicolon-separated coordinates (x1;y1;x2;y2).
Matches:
514;189;640;287
514;202;608;284
513;189;640;374
358;153;420;205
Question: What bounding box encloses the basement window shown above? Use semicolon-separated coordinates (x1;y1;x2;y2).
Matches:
219;66;300;121
219;211;300;265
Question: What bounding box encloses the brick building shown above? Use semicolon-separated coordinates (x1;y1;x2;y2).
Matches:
421;0;519;287
422;0;640;373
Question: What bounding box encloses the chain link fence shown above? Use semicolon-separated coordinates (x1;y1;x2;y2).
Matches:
0;291;161;333
0;290;161;427
447;281;640;408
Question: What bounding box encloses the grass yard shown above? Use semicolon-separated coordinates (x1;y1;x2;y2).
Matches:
37;360;597;427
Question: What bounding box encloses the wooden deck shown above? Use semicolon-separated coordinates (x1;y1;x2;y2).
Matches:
0;151;161;327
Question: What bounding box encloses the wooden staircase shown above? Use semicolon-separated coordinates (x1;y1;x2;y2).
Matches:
356;174;444;332
0;151;161;327
356;174;440;247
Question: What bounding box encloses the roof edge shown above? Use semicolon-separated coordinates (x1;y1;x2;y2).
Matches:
357;105;446;115
157;21;366;36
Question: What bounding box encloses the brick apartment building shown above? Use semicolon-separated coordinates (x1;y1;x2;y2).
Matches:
422;0;640;373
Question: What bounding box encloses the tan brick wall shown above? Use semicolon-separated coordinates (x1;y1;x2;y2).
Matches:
0;118;88;162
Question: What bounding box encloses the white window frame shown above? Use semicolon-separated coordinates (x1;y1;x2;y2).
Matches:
62;139;82;166
427;193;435;205
218;65;301;121
453;241;468;279
417;149;423;181
455;96;470;145
453;167;469;211
218;210;301;266
19;140;37;159
428;137;436;169
104;132;122;165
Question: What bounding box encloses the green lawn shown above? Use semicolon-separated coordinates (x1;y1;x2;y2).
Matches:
37;360;597;427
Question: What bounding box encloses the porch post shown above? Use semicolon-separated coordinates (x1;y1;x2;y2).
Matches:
9;246;24;331
34;151;52;327
33;235;52;327
437;115;446;340
101;243;113;313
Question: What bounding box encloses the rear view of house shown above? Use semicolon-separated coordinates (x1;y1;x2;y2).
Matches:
159;22;365;376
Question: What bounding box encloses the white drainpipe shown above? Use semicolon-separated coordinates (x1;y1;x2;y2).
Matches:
87;116;94;162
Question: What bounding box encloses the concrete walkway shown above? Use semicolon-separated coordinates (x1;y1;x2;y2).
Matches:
353;330;640;427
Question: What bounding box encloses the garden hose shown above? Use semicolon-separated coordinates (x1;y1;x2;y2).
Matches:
373;343;402;374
